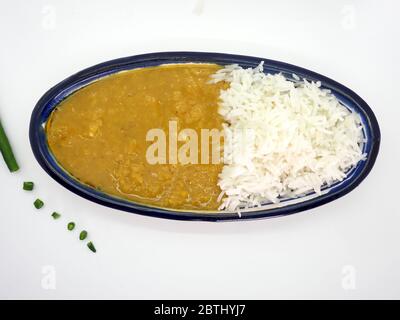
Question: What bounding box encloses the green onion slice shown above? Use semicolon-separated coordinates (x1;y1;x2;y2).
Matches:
87;242;96;253
23;181;34;191
34;199;44;209
67;222;75;231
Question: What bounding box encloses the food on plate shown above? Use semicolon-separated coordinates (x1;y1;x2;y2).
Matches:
211;63;365;211
45;62;365;212
47;64;226;210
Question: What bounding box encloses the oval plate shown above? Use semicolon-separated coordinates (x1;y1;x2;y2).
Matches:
30;52;380;221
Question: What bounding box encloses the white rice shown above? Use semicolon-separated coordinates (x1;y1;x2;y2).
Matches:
210;62;366;212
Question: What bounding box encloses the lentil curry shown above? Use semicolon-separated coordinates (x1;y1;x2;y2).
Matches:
46;64;227;210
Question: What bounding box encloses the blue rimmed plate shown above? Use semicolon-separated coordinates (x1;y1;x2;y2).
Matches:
29;52;380;221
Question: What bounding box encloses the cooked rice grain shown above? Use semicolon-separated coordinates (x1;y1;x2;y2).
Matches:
211;62;365;211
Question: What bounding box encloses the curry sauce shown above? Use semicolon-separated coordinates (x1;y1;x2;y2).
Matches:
46;64;226;210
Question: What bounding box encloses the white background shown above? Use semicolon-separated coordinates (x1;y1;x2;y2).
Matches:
0;0;398;299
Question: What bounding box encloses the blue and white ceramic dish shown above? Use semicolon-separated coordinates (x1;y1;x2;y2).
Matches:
29;52;380;221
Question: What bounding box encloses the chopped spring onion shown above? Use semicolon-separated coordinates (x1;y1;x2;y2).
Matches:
23;181;34;191
67;222;75;231
0;120;19;172
79;230;88;240
51;212;61;220
34;199;44;209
